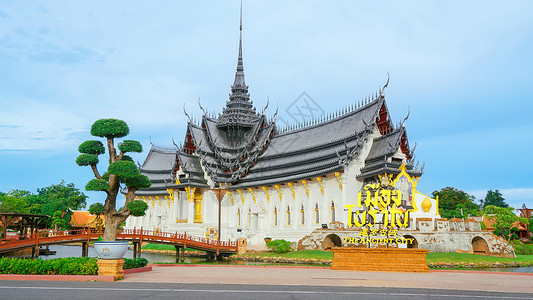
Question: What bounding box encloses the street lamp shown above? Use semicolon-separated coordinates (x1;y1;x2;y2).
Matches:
213;182;227;250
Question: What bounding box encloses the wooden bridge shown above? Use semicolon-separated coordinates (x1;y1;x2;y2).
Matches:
0;228;239;261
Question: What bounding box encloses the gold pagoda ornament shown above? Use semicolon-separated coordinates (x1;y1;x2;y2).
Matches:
422;196;432;213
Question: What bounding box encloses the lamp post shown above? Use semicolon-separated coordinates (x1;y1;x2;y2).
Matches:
214;183;227;249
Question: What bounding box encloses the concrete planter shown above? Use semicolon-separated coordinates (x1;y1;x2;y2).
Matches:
94;241;129;260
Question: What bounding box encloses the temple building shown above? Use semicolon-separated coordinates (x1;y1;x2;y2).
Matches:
124;8;514;257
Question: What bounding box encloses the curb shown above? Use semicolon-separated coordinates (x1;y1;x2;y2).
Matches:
430;269;533;276
0;267;152;281
124;266;152;274
145;264;533;275
147;264;330;269
0;274;115;282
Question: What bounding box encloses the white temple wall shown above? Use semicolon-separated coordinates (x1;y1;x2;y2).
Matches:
124;127;423;245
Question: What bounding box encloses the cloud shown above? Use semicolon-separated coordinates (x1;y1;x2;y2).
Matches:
0;98;87;151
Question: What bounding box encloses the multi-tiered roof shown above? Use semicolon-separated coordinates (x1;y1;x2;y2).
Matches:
134;9;423;197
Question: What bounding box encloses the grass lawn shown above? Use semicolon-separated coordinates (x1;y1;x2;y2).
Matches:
426;253;533;265
238;250;533;265
141;243;204;252
238;250;333;260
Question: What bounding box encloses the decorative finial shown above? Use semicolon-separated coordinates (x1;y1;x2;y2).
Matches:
183;103;191;123
198;98;206;116
380;72;390;96
263;98;269;115
401;106;410;127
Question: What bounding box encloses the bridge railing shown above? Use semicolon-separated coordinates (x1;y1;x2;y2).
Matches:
117;228;237;248
1;227;238;252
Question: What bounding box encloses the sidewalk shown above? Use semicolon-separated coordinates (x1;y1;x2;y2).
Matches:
123;265;533;294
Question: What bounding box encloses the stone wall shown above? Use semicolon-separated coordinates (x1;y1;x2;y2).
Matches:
298;218;515;258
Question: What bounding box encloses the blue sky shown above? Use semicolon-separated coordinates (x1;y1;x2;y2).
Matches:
0;1;532;210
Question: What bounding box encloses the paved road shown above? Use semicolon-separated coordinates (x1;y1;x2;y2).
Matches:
1;281;532;300
125;265;533;294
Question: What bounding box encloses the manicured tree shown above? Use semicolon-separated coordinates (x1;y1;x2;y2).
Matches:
76;119;151;241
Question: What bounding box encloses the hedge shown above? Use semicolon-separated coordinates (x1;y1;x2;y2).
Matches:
514;243;533;255
0;257;148;275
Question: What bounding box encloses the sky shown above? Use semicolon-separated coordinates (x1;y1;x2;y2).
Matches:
0;1;532;210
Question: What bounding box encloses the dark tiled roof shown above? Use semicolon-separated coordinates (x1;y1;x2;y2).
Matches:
133;146;208;196
228;97;383;188
357;128;423;180
189;114;275;183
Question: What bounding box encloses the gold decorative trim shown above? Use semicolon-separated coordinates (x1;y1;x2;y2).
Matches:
316;177;324;196
335;172;343;191
185;187;195;203
237;189;244;204
248;188;256;204
262;186;270;203
228;190;234;205
302;180;309;198
166;189;174;203
275;185;282;202
392;163;418;212
288;182;295;200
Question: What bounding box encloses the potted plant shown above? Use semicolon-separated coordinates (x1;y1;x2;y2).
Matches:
264;237;272;243
76;119;150;263
88;203;128;259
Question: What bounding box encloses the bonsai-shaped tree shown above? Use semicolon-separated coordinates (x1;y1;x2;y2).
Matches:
76;119;150;241
89;202;105;231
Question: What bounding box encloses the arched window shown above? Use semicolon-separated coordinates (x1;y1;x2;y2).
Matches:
330;201;335;223
248;208;251;227
237;208;241;226
300;204;305;225
315;203;319;224
287;206;291;225
274;207;278;226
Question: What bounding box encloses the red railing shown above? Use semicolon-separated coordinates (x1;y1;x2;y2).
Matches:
0;227;238;254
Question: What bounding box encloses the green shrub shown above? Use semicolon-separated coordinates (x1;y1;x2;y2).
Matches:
0;257;97;275
124;257;149;269
266;239;293;253
0;256;149;275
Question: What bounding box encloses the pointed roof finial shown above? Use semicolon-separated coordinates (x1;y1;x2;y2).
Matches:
183;103;191;123
198;97;206;116
380;72;390;97
237;0;244;74
401;106;410;127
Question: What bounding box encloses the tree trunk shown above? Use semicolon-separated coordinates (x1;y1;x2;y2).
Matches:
102;212;127;241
